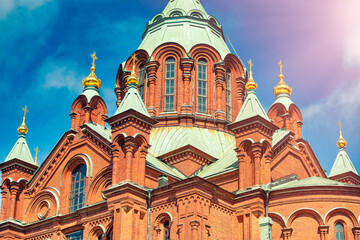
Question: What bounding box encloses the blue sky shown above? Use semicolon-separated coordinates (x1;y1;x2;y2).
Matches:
1;0;359;175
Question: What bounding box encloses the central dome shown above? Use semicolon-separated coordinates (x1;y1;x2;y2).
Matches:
138;0;231;59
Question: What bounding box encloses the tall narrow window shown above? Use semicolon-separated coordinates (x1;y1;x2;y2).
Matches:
226;70;231;121
165;58;175;112
197;60;207;113
335;223;344;240
138;64;146;99
66;230;83;240
69;164;86;213
164;220;170;240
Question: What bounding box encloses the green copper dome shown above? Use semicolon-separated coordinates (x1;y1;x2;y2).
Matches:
138;0;231;59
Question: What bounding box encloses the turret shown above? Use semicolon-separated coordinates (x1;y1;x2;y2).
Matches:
0;106;38;220
328;122;360;184
70;52;107;131
268;61;303;139
228;60;278;189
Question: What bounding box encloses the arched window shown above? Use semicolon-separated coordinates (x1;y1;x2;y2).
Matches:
335;223;344;240
197;59;207;113
165;58;175;112
164;220;170;240
225;70;231;120
138;64;146;100
69;164;86;213
66;230;83;240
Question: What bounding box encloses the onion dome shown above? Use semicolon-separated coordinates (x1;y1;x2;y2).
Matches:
82;52;101;89
273;60;292;96
337;121;347;149
245;59;258;91
127;54;139;87
17;106;29;135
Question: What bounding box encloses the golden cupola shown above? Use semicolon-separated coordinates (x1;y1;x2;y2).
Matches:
82;52;102;89
245;59;258;91
127;53;139;87
337;121;347;149
18;106;29;135
273;60;292;96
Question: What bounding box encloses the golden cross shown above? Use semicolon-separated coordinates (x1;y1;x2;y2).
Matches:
248;59;253;72
278;60;283;75
34;146;39;165
131;53;138;64
338;121;342;133
22;105;28;120
91;52;98;68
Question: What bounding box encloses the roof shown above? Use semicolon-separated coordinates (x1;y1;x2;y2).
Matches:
270;176;350;190
85;123;112;141
271;93;294;111
234;90;270;123
328;149;358;177
81;86;100;103
138;0;231;59
4;135;35;165
272;128;290;147
113;87;150;117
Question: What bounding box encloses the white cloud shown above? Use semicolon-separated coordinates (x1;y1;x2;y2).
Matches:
0;0;52;19
343;30;360;67
39;58;83;93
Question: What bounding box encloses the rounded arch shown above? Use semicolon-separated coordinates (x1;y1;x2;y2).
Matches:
87;166;112;205
124;49;149;73
133;133;149;148
155;212;174;227
189;44;222;63
224;54;244;74
269;212;287;227
167;8;186;17
60;153;93;188
288;104;303;121
88;224;106;240
2;177;13;187
152;42;186;62
113;133;127;148
25;189;59;222
188;10;204;19
287;208;324;227
208;15;220;27
268;103;287;120
238;138;255;151
151;13;165;24
325;207;358;226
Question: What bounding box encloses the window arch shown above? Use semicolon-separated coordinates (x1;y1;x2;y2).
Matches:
165;57;175;112
69;164;86;213
163;220;170;240
197;59;207;113
335;222;344;240
138;64;146;100
225;69;231;120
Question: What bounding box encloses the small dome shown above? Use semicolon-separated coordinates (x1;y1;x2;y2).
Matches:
273;60;292;96
337;121;347;149
245;59;258;91
82;52;102;89
18;106;28;135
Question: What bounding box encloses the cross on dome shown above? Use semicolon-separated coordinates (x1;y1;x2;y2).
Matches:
91;52;98;68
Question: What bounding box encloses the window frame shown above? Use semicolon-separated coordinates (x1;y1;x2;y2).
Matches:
164;57;175;112
69;164;86;213
138;64;146;100
66;230;84;240
197;59;207;113
335;222;345;240
225;70;231;121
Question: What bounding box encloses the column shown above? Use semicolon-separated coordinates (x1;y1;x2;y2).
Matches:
177;223;183;240
111;147;121;184
138;148;149;185
263;152;272;184
9;183;20;219
180;58;194;114
214;64;226;120
252;144;262;186
145;61;160;116
190;220;200;240
236;77;246;116
122;139;137;181
318;226;329;240
236;149;246;189
296;121;303;139
83;106;93;124
70;112;77;130
259;217;273;240
0;188;8;220
283;114;291;131
353;227;360;240
282;228;293;240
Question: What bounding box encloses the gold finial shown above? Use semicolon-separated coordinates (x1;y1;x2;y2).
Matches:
82;52;102;89
337;121;347;149
245;58;258;91
18;106;29;135
273;60;292;96
127;53;139;86
34;146;39;165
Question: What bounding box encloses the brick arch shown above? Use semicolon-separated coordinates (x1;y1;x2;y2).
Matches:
70;95;88;130
238;138;255;153
152;42;186;62
86;166;112;206
25;189;59;222
112;133;127;148
60;153;93;187
325;207;358;227
89;96;107;127
268;103;287;121
288;104;303;121
1;177;13;187
269;212;287;227
287;208;324;227
224;54;244;75
88;224;106;240
189;44;222;63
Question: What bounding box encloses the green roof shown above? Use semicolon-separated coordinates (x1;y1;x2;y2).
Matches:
113;87;150;117
271;176;350;190
328;149;358;177
138;0;231;59
4;134;35;165
271;93;294;111
234;90;270;122
81;86;100;103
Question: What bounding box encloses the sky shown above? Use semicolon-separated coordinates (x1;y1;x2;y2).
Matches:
0;0;359;175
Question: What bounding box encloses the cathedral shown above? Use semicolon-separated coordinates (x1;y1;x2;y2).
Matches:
1;0;360;239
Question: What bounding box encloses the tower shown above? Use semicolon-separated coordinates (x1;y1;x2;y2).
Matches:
0;107;38;220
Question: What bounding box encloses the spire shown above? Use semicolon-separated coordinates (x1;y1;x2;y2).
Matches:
113;54;150;117
34;146;39;166
4;107;35;165
82;52;102;90
234;59;270;122
273;60;292;96
337;121;347;149
329;122;357;177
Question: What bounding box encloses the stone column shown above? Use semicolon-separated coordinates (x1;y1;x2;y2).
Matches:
83;106;93;124
70;112;77;130
318;226;329;240
236;149;246;189
353;227;360;240
138;147;149;186
263;152;272;184
177;223;183;240
190;220;200;240
9;183;20;219
252;144;262;186
122;139;137;181
180;58;194;114
259;217;273;240
145;61;160;116
283;113;291;131
0;188;8;220
214;64;226;120
111;147;121;184
282;228;293;240
296;121;303;139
